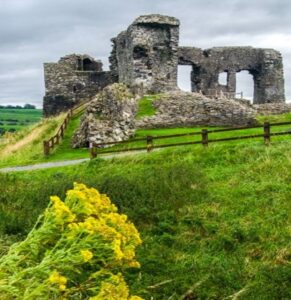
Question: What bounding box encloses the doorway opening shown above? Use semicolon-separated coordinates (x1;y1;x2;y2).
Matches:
236;70;254;102
178;65;192;92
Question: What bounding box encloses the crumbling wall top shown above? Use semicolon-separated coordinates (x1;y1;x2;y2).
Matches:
57;54;103;72
133;14;180;26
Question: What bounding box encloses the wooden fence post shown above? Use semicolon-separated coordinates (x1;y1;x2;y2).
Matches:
56;134;60;145
202;129;208;147
146;136;154;152
51;137;55;149
43;140;50;156
61;125;64;138
264;122;271;144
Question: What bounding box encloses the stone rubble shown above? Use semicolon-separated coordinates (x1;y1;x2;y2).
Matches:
73;87;291;146
136;91;257;128
72;83;137;148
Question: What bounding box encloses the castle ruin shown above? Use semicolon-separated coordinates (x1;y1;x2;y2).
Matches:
43;14;286;116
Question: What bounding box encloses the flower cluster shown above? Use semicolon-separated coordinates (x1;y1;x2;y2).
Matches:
0;183;142;299
48;270;67;291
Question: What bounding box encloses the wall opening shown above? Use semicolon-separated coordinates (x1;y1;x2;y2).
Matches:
178;65;192;92
236;70;254;102
218;72;228;85
83;58;94;71
133;46;148;60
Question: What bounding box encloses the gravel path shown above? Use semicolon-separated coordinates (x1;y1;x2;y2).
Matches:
0;159;90;173
0;151;147;173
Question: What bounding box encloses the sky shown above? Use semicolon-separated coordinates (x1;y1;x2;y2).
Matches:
0;0;291;107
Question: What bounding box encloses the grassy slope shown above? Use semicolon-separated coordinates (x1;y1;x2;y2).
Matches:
0;114;65;167
1;93;291;167
0;109;42;132
0;142;290;299
15;110;291;164
47;110;89;161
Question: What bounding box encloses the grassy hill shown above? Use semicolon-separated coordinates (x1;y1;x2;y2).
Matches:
0;114;65;167
0;108;42;134
0;100;290;298
0;141;290;299
1;97;290;168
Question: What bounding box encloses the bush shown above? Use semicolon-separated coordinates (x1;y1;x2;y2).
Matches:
0;183;142;300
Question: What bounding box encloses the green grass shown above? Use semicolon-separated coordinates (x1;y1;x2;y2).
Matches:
0;109;42;133
47;111;89;161
95;120;291;154
0;141;290;299
44;112;291;161
257;112;291;123
136;95;160;119
0;114;65;168
1;111;291;167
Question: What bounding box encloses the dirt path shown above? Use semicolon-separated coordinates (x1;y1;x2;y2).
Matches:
0;151;147;173
0;159;90;173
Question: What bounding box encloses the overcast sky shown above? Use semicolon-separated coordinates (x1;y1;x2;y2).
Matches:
0;0;291;107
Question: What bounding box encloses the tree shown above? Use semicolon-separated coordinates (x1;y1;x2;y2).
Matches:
24;104;36;109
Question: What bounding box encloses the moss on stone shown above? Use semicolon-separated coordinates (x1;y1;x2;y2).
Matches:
136;94;161;119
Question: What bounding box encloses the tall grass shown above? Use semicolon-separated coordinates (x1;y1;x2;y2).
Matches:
0;114;65;167
0;141;290;299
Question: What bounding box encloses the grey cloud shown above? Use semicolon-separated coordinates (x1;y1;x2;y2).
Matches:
0;0;291;107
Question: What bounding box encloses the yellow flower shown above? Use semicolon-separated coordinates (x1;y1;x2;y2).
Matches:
89;273;130;299
112;239;124;260
80;249;93;262
128;261;140;268
48;270;67;291
50;196;75;223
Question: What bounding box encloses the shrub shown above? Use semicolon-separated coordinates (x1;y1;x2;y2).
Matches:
0;183;142;300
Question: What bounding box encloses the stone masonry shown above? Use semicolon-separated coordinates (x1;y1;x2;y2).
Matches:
73;85;291;148
109;15;180;94
43;14;287;121
72;84;137;148
178;46;285;104
43;54;117;116
136;91;257;128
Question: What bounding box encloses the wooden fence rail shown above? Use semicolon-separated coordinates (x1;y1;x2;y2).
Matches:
43;99;91;156
90;121;291;159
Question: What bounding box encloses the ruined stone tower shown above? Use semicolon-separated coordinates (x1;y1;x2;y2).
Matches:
110;15;180;93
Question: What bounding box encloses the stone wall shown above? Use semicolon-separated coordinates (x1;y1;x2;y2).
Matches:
136;91;257;128
254;103;291;115
43;54;117;116
110;14;180;94
73;87;291;147
178;46;285;104
72;84;137;148
43;14;287;118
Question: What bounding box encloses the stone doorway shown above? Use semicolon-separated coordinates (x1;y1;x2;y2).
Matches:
178;65;192;92
236;70;254;102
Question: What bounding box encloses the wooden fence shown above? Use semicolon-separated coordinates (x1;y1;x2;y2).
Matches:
43;100;90;156
90;121;291;159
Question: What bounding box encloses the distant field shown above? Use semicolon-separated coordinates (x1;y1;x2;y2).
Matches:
0;109;42;134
